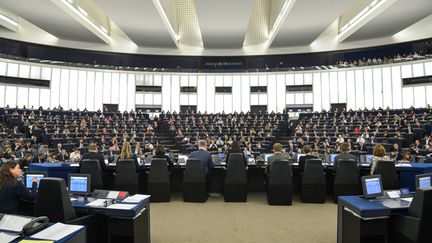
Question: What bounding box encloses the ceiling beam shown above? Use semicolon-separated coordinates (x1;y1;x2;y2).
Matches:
337;0;398;43
243;0;296;51
51;0;111;44
0;8;18;32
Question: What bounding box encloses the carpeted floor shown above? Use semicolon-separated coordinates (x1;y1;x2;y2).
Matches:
150;193;337;243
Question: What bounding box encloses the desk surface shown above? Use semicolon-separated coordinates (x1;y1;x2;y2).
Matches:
338;196;411;218
0;214;85;243
71;194;150;218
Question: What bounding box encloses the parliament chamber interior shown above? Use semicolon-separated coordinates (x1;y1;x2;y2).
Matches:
0;0;432;242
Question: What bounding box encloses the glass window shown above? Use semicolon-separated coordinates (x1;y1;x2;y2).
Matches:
17;87;28;108
171;75;180;112
18;65;30;78
402;87;413;108
382;67;392;108
197;76;206;112
28;88;39;108
313;72;321;111
364;69;373;109
241;76;250;112
346;71;355;110
337;71;346;103
94;72;103;111
232;76;241;112
39;89;50;109
50;69;61;108
267;75;277;112
250;75;258;86
30;66;41;79
321;72;330;110
413;63;424;77
86;72;96;111
206;76;215;113
276;74;286;112
391;66;402;109
103;72;112;104
329;72;338;104
5;86;17;107
373;68;383;109
413;86;426;108
59;69;69;108
7;63;18;77
294;73;303;85
0;62;7;75
355;70;364;109
77;71;87;110
286;74;294;85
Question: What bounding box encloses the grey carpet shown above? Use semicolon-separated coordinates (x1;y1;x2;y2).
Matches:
150;193;337;243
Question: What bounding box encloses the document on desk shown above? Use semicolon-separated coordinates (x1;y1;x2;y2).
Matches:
386;190;400;199
0;232;20;242
69;163;79;167
396;163;412;167
31;223;83;241
122;194;150;203
107;203;137;210
86;199;107;207
400;197;413;203
0;215;32;232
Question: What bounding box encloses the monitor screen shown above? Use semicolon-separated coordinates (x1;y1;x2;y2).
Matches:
361;175;384;199
264;153;273;162
330;154;338;163
296;153;305;162
68;174;90;195
178;155;188;164
217;153;225;159
366;154;373;163
416;174;432;189
24;172;46;189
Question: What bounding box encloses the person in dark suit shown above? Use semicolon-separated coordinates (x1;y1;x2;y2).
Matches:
188;140;213;174
80;143;109;172
152;145;174;167
55;149;69;162
298;145;319;173
334;143;358;172
0;161;38;214
226;141;247;165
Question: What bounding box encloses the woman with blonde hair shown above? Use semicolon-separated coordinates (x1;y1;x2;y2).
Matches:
119;142;140;170
371;144;389;174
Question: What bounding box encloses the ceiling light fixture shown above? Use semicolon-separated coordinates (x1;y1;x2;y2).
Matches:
58;0;111;42
0;12;17;27
265;0;296;47
339;0;385;34
153;0;180;42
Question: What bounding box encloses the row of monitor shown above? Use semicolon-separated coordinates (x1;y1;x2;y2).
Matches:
25;170;432;199
102;152;375;165
362;173;432;198
24;172;90;195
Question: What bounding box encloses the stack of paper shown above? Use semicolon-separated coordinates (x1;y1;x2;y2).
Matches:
107;204;137;210
0;215;33;232
31;223;83;241
86;199;107;207
122;194;150;203
0;232;19;243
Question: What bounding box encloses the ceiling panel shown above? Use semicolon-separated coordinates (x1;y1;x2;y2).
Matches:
94;0;176;48
0;0;102;43
196;0;254;49
345;0;432;42
272;0;355;47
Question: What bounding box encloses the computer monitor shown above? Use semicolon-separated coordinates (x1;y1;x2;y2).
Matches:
264;153;273;162
211;153;225;163
415;173;432;189
361;175;384;199
68;174;91;195
296;153;305;162
361;154;374;165
178;155;188;164
330;154;338;164
24;172;46;189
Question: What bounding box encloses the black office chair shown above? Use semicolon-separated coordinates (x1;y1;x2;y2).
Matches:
114;159;139;194
390;188;432;243
148;158;171;202
267;160;293;205
374;160;400;190
224;153;248;202
34;178;107;243
333;160;360;203
182;158;207;203
80;159;104;191
301;159;326;203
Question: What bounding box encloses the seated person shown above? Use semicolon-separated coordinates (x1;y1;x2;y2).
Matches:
400;151;414;162
55;149;69;162
188;140;213;174
119;142;141;170
334;143;358;172
0;161;38;214
266;143;291;174
298;145;319;173
80;143;110;172
152;145;174;167
226;141;247;165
